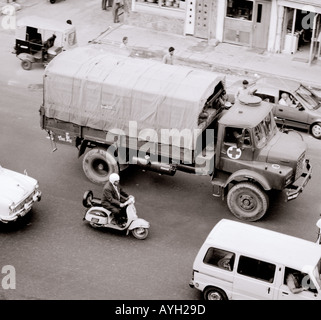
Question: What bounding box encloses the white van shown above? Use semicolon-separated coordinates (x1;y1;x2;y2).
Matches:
189;219;321;300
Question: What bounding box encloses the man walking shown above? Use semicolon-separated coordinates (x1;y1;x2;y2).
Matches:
163;47;175;65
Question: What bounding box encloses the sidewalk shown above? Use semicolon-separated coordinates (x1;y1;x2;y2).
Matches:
9;0;321;89
98;24;321;89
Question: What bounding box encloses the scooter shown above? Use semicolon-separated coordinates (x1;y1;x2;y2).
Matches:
82;190;150;240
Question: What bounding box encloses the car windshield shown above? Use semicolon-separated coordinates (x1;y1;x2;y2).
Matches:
296;85;320;110
253;112;276;148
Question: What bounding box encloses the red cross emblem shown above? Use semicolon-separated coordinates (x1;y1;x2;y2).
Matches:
227;146;242;159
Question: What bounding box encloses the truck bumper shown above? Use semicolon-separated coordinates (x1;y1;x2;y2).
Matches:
286;160;312;201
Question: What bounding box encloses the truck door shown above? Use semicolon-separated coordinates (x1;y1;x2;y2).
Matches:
219;127;253;171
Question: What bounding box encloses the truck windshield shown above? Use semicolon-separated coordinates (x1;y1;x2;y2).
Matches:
253;113;276;148
296;85;320;110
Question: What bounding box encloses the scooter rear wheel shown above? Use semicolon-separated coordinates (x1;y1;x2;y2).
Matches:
132;227;149;240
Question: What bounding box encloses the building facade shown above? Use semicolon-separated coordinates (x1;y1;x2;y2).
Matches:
127;0;321;63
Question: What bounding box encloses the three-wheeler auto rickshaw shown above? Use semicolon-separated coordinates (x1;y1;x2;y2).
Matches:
14;16;77;70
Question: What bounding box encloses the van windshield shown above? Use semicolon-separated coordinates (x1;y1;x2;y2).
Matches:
314;258;321;289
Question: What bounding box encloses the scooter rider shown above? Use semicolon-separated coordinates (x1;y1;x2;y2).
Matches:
101;173;132;226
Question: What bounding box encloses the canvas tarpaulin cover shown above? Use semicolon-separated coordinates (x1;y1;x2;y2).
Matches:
43;46;222;150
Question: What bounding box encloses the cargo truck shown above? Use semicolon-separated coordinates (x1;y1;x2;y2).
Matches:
39;47;312;221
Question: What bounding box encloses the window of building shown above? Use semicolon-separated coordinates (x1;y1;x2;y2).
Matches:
203;247;235;271
237;255;276;283
226;0;253;21
135;0;185;10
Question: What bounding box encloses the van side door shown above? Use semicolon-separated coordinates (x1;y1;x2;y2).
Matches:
232;255;276;300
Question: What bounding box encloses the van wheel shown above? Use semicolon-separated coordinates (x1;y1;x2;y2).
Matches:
82;147;119;184
204;287;227;300
21;60;32;70
311;123;321;139
227;182;269;222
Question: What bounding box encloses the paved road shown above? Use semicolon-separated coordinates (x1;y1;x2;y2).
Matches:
1;79;321;300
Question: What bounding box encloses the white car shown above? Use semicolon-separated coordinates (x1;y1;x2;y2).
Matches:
0;165;41;223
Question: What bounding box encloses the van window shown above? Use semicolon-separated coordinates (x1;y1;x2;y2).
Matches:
284;267;317;293
237;256;275;283
203;247;235;271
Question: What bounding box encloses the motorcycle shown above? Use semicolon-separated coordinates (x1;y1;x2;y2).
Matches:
82;190;150;240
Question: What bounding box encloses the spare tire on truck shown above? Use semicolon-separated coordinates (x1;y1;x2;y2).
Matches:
82;147;119;185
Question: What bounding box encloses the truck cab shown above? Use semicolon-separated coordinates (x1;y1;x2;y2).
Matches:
212;94;311;221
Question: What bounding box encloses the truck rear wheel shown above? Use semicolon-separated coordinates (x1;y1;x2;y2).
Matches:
227;182;269;222
82;147;119;184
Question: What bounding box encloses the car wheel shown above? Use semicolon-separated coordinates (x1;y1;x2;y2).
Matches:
204;287;227;300
227;182;269;221
311;123;321;139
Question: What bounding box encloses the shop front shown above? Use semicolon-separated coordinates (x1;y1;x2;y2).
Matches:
126;0;187;34
276;1;321;65
222;0;273;49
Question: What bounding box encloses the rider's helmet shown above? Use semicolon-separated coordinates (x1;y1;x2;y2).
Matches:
109;173;120;184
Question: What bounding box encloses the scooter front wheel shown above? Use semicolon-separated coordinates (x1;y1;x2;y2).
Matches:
132;227;149;240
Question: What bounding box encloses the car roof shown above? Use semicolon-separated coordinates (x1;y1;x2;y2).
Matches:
219;96;272;128
205;219;321;271
255;77;301;92
16;16;75;33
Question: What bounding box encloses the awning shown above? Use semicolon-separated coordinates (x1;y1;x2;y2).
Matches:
278;0;321;14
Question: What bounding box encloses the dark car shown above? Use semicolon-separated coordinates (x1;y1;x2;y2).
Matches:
227;77;321;139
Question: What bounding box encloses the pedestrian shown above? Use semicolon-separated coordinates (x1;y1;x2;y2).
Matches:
120;36;128;49
102;0;107;10
163;46;175;65
235;80;251;101
112;0;123;23
101;173;132;226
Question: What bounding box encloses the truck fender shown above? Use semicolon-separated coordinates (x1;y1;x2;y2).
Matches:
17;53;36;63
224;169;271;191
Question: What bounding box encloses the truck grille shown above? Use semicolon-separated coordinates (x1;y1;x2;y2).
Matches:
295;152;305;180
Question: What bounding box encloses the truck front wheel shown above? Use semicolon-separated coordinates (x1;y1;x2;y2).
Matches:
82;147;119;184
227;182;269;222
